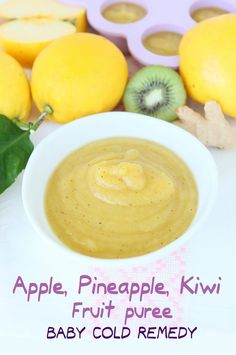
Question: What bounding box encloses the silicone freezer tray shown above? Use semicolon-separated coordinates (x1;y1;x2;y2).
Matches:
62;0;236;68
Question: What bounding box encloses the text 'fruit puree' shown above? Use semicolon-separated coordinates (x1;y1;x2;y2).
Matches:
45;138;198;259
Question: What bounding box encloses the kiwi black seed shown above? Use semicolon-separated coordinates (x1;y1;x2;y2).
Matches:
123;65;186;121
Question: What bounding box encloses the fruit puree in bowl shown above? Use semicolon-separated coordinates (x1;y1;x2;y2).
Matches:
45;137;198;259
22;112;218;265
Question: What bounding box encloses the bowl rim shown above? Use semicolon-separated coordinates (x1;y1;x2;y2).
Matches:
22;111;218;266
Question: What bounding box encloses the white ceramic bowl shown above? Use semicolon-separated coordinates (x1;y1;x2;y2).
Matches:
22;112;218;265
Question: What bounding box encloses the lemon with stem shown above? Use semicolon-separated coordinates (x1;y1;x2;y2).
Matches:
31;33;128;123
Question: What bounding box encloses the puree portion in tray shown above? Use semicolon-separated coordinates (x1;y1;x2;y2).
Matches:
102;2;147;24
45;138;198;259
143;31;182;56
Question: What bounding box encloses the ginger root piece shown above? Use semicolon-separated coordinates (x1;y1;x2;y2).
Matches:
176;101;236;149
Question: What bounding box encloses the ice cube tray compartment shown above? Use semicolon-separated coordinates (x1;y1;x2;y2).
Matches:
62;0;236;68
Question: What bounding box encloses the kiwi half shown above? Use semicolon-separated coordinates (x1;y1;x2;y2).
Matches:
123;65;186;121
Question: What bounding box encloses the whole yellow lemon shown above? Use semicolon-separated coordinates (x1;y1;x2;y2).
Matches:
31;33;128;123
179;14;236;119
0;51;31;121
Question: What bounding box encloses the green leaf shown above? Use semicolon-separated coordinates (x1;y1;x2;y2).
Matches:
0;115;34;194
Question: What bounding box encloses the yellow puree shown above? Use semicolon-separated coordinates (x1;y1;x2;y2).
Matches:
45;138;198;259
191;7;228;22
102;3;146;24
143;32;183;56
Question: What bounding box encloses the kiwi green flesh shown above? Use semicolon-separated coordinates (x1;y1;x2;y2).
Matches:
123;66;186;122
